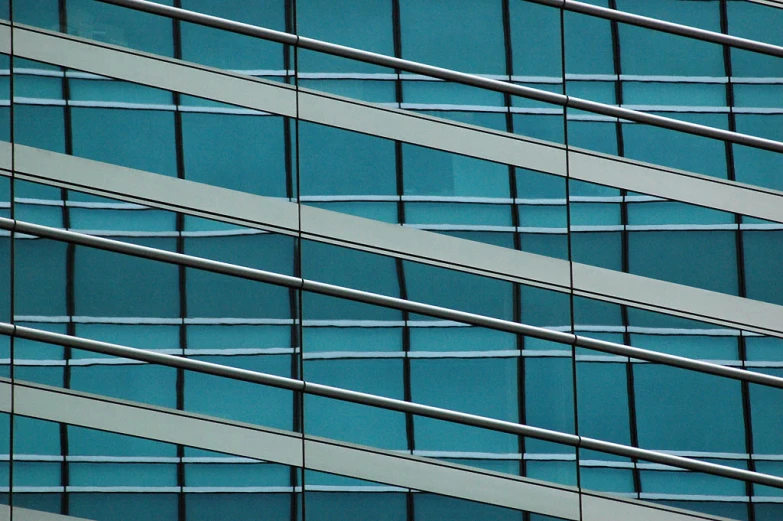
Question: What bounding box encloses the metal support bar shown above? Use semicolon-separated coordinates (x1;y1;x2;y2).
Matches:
3;216;783;391
3;320;783;490
92;0;783;154
528;0;783;59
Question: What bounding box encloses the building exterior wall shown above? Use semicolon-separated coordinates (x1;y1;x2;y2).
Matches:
0;1;782;520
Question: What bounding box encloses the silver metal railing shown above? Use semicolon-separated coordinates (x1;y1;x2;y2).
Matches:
3;320;783;490
92;0;783;154
2;216;782;391
529;0;783;59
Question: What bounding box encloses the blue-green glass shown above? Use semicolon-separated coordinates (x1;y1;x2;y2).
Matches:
180;0;285;70
186;493;292;521
306;492;407;521
70;363;177;408
743;231;783;306
525;358;574;452
411;358;519;452
403;144;510;197
628;230;738;295
564;10;614;74
66;0;175;56
622;114;728;178
184;355;294;429
616;0;723;75
297;0;393;73
510;1;561;77
299;122;396;196
304;359;406;448
404;262;513;321
728;2;783;77
399;0;504;74
74;239;179;317
14;238;66;316
182;113;288;196
70;493;178;521
71;108;177;177
634;366;745;452
734;115;783;191
577;361;631;445
749;370;783;455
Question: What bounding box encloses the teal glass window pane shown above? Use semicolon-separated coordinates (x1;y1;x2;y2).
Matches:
406;203;511;226
301;241;402;321
70;493;178;521
411;358;519;452
14;105;65;153
623;82;726;107
513;114;564;144
728;2;783;77
69;78;172;104
70;364;177;409
187;493;292;521
616;0;723;75
186;460;290;487
71;108;177;177
415;494;522;521
68;426;177;457
622;114;728;179
70;462;177;487
520;285;570;327
628;231;738;295
304;359;406;448
186;494;291;521
307;492;406;521
510;1;561;77
185;355;293;428
181;113;287;197
564;11;614;75
749;370;783;454
297;0;393;73
304;326;401;353
734;115;783;191
743;231;783;306
404;262;513;320
399;0;505;74
403;144;510;197
571;232;622;271
302;241;399;296
14;239;67;316
180;0;285;70
74;240;179;318
525;358;574;451
66;0;175;56
634;367;745;452
576;362;630;445
567;121;617;155
14;0;59;28
299;123;396;195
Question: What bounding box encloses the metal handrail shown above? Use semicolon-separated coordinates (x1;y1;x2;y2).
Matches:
91;0;783;154
3;216;783;390
3;320;783;490
530;0;783;59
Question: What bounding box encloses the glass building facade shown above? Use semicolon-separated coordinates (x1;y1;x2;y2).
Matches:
0;0;782;520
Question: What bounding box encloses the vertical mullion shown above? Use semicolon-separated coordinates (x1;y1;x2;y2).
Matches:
501;4;528;518
391;2;416;520
720;2;755;520
559;7;583;521
58;0;73;514
607;0;643;500
290;1;305;520
170;4;188;521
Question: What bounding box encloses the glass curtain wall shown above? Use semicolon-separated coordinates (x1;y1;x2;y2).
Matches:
0;1;782;521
